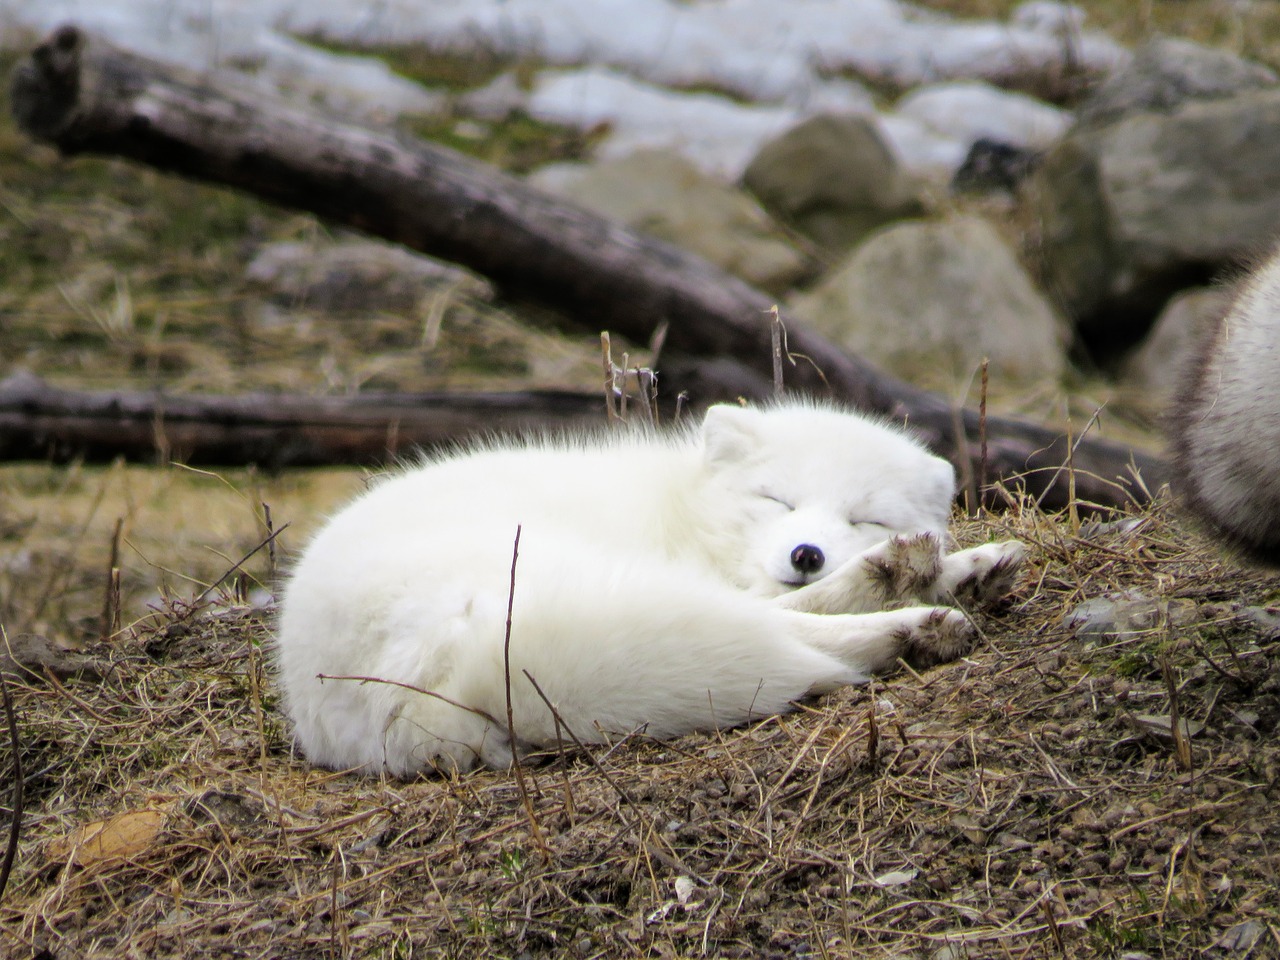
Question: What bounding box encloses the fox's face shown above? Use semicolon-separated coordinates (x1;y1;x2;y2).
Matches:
746;494;909;587
701;402;957;594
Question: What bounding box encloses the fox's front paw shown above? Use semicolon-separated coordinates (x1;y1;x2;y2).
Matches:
894;606;974;669
938;541;1025;606
863;532;944;604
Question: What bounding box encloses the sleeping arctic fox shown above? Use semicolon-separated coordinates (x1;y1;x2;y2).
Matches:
1172;251;1280;560
276;400;1024;777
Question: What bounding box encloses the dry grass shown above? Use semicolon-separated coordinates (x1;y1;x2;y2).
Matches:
0;461;364;645
1;496;1278;959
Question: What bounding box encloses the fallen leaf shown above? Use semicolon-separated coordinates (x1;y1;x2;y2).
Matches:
994;832;1032;851
1216;920;1264;952
49;808;167;868
1131;714;1205;742
674;876;695;905
873;868;917;887
952;814;987;845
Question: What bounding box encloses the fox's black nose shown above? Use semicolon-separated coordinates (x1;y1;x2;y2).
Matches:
790;544;825;575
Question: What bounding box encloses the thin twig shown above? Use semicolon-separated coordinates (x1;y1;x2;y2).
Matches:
0;673;23;905
1066;420;1079;532
1161;653;1192;773
1186;633;1248;688
769;305;784;398
262;502;276;581
1041;897;1065;956
952;401;975;515
186;523;291;614
636;366;659;424
674;391;689;422
601;331;618;422
329;848;341;959
619;350;629;420
863;693;879;770
100;516;123;641
1032;405;1106;510
317;674;500;726
779;351;829;393
501;526;549;858
979;358;989;506
521;670;644;820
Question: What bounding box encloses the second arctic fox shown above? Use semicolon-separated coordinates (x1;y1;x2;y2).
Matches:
1172;251;1280;559
277;400;1024;777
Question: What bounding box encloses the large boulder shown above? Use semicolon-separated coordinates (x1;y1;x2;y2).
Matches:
787;216;1066;383
527;150;813;294
742;114;927;253
1121;285;1232;406
1031;88;1280;347
1078;37;1278;128
245;237;492;314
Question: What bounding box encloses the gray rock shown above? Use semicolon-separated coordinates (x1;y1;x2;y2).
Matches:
1237;606;1280;642
0;632;106;681
245;238;493;315
528;150;813;294
1079;37;1278;128
787;216;1065;382
1078;517;1149;541
1031;89;1280;342
1121;286;1232;405
1216;920;1267;952
742;114;927;252
1068;590;1197;642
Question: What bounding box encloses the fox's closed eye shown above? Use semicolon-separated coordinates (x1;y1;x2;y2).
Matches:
761;493;795;510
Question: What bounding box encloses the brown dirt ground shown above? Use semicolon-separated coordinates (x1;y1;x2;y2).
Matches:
1;499;1278;959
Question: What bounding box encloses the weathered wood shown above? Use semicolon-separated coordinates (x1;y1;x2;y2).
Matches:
0;372;605;468
9;26;1171;508
0;373;1163;516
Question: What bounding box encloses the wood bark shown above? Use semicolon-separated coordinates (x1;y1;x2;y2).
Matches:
0;372;605;468
9;25;1170;509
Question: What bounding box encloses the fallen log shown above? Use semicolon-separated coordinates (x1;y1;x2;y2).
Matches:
0;373;1162;518
0;372;604;468
9;25;1170;509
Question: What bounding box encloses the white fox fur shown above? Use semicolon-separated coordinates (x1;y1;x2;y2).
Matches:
1172;252;1280;559
276;400;1024;777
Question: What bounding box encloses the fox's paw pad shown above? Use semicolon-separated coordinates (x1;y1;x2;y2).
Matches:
895;607;974;669
941;541;1026;606
864;532;944;601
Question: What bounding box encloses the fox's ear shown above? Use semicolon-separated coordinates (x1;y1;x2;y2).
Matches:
926;456;958;516
702;404;761;465
932;457;958;500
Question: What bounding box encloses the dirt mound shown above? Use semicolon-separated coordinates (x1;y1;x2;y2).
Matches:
1;500;1278;958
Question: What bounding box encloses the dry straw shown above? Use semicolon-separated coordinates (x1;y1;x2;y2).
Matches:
0;494;1277;957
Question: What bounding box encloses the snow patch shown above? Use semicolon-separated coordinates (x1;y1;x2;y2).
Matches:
0;0;1122;180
